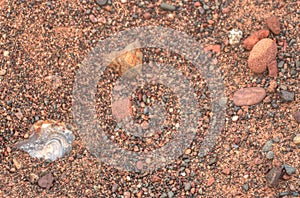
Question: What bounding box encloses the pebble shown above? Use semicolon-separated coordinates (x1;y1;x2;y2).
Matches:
294;111;300;123
143;12;151;20
242;183;249;191
204;44;221;53
243;29;269;50
95;0;107;6
233;87;266;106
266;15;281;35
279;192;290;197
3;51;9;57
283;164;296;175
266;166;283;187
167;191;174;198
160;3;176;11
121;0;127;3
266;151;274;159
280;90;294;102
38;173;54;189
267;80;277;92
293;134;300;145
89;14;98;23
184;182;191;191
248;38;277;74
29;173;39;184
262;140;273;152
232;115;239;122
228;29;243;45
124;192;131;198
278;61;284;68
207;177;215;186
13;157;22;169
268;60;278;77
0;69;6;76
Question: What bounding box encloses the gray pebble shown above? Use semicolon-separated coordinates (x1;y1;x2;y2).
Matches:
96;0;107;6
262;140;273;152
281;90;295;102
160;193;167;198
283;164;296;175
278;61;284;68
184;182;191;191
167;191;174;198
266;151;274;159
242;183;249;191
160;3;176;11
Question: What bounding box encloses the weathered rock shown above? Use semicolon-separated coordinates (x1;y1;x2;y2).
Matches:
248;38;277;74
243;29;270;50
266;166;283;187
266;15;281;35
293;111;300;123
38;173;54;189
267;60;278;77
293;134;300;145
280;90;294;102
233;87;266;106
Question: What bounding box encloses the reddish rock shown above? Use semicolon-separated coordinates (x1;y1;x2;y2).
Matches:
266;15;281;35
222;168;231;175
294;111;300;123
233;87;266;106
267;60;278;77
207;177;215;186
194;2;201;7
204;44;221;53
38;173;54;189
243;30;270;50
143;12;151;19
89;14;98;23
248;38;277;73
266;166;283;187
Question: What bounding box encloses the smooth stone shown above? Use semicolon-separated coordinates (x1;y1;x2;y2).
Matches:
233;87;266;106
160;3;176;11
266;151;274;159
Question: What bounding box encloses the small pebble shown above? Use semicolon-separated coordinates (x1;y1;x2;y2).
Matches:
3;51;9;57
0;69;6;76
232;115;239;122
167;191;174;198
262;140;273;152
38;173;54;189
266;151;274;159
96;0;107;6
293;111;300;123
266;166;283;187
283;164;296;175
242;183;249;191
293;134;300;145
280;90;295;102
160;3;176;11
184;182;191;191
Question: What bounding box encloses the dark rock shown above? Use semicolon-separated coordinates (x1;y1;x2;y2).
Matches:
293;111;300;123
283;164;296;175
280;90;295;102
262;140;273;152
266;166;283;187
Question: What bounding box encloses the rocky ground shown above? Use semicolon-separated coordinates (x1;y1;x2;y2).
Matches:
0;0;300;197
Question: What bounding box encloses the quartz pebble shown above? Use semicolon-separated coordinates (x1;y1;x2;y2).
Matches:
228;29;243;45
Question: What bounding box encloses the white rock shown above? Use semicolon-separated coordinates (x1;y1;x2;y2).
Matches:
232;115;239;122
293;134;300;145
3;51;9;57
228;29;243;45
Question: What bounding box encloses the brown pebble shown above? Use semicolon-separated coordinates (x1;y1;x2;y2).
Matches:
194;2;201;7
13;158;22;170
38;173;54;189
111;97;131;122
89;14;98;23
248;38;277;73
222;168;231;175
293;111;300;123
233;87;266;106
267;80;277;92
266;15;281;35
136;161;144;170
207;177;215;186
143;12;151;19
204;44;221;53
266;166;283;187
243;29;270;50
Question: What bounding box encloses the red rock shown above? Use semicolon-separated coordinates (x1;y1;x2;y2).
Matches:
294;111;300;123
38;173;54;189
207;177;215;186
248;38;277;73
89;14;98;23
243;30;269;50
233;87;266;106
194;2;201;7
266;15;281;35
266;166;283;187
143;12;151;19
267;60;278;77
204;44;221;53
222;168;231;175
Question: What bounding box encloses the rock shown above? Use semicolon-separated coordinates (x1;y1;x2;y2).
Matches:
266;166;283;187
38;173;54;189
29;173;39;184
136;161;144;170
3;51;9;57
267;80;277;92
293;134;300;145
262;140;273;152
228;29;243;45
13;157;22;169
279;192;290;197
124;191;131;198
267;60;278;77
0;69;6;76
207;177;215;186
233;87;266;106
266;151;274;159
143;12;151;19
112;97;131;122
232;115;239;122
121;0;127;3
266;15;280;35
243;29;270;50
280;90;294;102
160;3;176;11
293;111;300;123
222;168;231;175
95;0;107;6
194;2;201;7
283;164;296;175
204;44;221;53
242;183;249;191
248;38;277;74
167;191;174;198
89;14;98;23
184;182;191;191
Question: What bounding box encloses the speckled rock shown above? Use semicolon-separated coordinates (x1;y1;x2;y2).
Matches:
248;38;277;74
233;87;266;106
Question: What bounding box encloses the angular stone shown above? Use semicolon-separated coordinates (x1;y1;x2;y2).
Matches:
266;15;281;35
280;90;294;102
38;173;54;189
266;166;283;187
294;111;300;123
283;164;295;175
233;87;266;106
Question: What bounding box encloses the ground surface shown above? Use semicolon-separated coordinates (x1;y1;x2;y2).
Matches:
0;0;300;197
